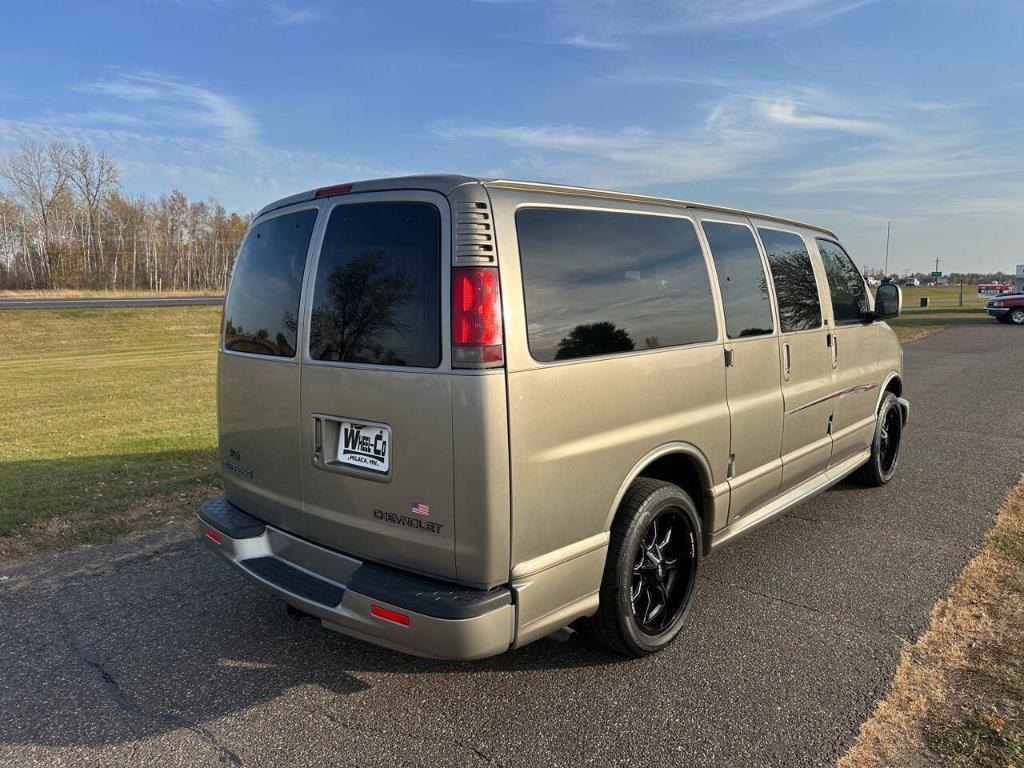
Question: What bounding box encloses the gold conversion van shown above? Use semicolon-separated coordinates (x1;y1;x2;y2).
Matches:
200;175;908;658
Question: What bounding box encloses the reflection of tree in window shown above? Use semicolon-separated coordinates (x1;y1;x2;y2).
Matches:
224;319;296;357
767;249;821;332
309;248;413;364
757;227;823;334
818;239;867;323
222;208;315;358
555;322;635;360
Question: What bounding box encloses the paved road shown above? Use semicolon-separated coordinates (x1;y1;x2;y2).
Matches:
1;323;1022;768
0;296;223;309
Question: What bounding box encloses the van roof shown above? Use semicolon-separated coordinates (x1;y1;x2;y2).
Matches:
256;174;838;239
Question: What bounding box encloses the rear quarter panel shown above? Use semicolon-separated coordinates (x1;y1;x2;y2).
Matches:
487;188;731;569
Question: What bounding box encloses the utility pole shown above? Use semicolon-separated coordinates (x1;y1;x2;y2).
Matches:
934;256;940;275
884;220;891;277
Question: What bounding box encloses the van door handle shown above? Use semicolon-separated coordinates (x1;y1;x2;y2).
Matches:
783;342;791;381
831;335;839;369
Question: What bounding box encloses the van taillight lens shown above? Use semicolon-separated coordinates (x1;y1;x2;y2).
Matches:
452;267;503;367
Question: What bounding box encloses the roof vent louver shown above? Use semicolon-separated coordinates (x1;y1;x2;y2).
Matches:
453;199;496;263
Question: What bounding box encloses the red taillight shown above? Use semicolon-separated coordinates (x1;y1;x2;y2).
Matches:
452;267;503;367
370;604;410;626
314;183;353;197
205;528;222;544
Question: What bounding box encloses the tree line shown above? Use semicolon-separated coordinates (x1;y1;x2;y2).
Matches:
0;141;252;291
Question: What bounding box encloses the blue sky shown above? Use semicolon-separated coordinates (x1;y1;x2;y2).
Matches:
2;0;1022;273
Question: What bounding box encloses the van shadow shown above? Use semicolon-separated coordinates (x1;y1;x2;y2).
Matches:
0;522;618;751
0;449;217;543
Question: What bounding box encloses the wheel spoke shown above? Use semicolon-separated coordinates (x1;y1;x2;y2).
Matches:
658;520;672;550
642;585;658;625
629;508;697;635
630;574;643;602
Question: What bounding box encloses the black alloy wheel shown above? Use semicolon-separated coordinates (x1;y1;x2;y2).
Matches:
855;391;903;486
631;509;695;634
878;404;902;477
585;478;702;656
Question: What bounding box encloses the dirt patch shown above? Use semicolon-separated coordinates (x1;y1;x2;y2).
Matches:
839;477;1024;767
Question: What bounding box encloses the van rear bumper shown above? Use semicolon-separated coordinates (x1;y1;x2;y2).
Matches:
198;496;514;660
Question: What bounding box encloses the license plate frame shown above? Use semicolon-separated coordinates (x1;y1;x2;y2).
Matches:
337;421;391;474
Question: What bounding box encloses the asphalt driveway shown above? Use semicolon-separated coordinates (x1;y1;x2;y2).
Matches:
2;322;1022;768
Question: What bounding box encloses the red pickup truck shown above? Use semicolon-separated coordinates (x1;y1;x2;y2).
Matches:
986;293;1024;325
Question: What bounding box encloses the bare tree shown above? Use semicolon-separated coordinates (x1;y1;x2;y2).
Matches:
54;142;120;283
0;141;69;284
0;140;252;291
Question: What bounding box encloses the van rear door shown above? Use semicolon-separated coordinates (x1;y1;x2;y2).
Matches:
297;192;458;580
218;204;321;534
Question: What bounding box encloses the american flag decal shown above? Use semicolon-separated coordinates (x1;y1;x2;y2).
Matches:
411;502;430;517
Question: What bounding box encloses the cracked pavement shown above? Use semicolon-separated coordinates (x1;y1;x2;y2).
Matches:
1;323;1023;767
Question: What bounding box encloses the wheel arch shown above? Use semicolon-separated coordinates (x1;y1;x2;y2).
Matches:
603;443;721;553
876;371;902;412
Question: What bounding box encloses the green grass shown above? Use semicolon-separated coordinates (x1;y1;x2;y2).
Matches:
0;306;222;555
887;288;992;341
900;284;990;308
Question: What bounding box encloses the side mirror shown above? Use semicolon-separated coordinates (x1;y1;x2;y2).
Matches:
874;282;902;319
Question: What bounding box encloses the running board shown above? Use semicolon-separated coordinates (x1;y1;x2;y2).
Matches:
707;449;871;550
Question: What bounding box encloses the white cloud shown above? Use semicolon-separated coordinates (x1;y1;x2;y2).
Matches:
265;1;321;25
432;102;779;189
556;35;627;51
537;0;880;40
0;72;402;211
668;0;879;27
73;72;259;146
784;137;1019;194
758;99;895;136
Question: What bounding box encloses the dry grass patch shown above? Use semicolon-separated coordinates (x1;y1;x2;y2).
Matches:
0;306;221;557
840;477;1024;768
0;483;218;560
0;288;222;298
893;324;948;343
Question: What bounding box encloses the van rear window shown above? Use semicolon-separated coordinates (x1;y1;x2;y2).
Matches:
309;202;441;368
223;208;317;358
517;208;717;363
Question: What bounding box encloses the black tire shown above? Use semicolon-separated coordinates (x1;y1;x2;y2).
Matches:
1009;307;1024;325
855;392;903;486
584;478;702;657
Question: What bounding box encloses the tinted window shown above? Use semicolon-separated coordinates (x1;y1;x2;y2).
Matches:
224;209;317;357
310;202;441;368
517;208;717;363
758;229;822;333
702;222;774;339
817;239;868;324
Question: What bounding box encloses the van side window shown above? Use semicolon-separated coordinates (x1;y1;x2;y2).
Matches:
817;239;868;324
224;208;317;358
517;208;718;363
758;229;822;333
309;202;441;368
701;222;774;339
